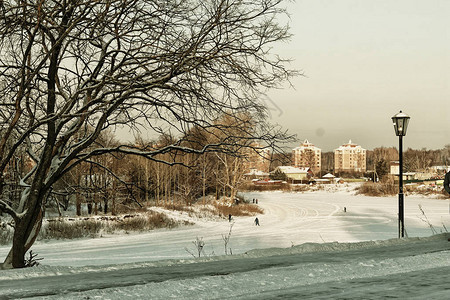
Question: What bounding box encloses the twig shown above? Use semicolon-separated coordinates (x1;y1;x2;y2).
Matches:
222;222;234;255
418;204;437;234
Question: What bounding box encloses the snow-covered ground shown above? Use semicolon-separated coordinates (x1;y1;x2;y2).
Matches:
1;185;449;299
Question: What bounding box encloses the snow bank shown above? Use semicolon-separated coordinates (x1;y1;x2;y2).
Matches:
244;233;449;257
1;233;448;282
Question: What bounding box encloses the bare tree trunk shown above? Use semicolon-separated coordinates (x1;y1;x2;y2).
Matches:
156;163;160;206
87;199;92;215
202;155;206;205
94;194;98;215
111;180;117;215
76;192;82;216
145;160;149;203
6;192;44;269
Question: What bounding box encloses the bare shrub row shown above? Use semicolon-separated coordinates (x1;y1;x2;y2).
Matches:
36;211;183;241
356;181;397;196
240;183;291;191
214;202;263;217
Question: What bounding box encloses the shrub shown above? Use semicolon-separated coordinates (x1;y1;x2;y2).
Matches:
356;181;396;196
39;218;102;240
37;211;185;240
240;183;290;191
290;185;311;192
110;211;179;232
214;202;263;217
162;203;195;213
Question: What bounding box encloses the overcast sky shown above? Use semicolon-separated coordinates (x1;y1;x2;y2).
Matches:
267;0;449;151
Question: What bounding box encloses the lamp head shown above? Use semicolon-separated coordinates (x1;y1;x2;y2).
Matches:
392;111;410;136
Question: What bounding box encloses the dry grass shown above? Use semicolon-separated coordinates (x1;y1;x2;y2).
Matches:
36;211;185;240
290;185;311;192
39;219;103;240
214;202;263;217
403;185;448;197
161;202;195;213
356;179;449;197
109;211;180;232
240;183;291;191
355;181;397;196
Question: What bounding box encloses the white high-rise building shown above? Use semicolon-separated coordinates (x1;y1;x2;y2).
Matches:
292;139;321;173
334;140;366;173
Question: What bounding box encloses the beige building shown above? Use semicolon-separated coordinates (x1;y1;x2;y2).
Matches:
272;166;312;182
334;140;366;173
292;139;321;174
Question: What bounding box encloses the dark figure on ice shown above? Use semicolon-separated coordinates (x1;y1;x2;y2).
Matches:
444;170;450;195
254;217;260;226
228;214;232;222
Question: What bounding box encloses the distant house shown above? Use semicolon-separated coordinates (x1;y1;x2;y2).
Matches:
314;173;343;184
390;161;415;181
321;173;336;184
271;166;312;183
244;168;270;180
390;161;400;175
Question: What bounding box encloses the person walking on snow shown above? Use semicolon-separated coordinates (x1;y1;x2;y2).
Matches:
254;217;260;226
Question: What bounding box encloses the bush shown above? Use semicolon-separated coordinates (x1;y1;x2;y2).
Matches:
39;218;103;240
162;202;195;213
356;180;396;196
110;211;179;232
240;182;290;191
290;185;311;192
37;211;184;240
214;202;263;217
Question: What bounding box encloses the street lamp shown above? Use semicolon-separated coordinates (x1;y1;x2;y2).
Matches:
392;110;410;238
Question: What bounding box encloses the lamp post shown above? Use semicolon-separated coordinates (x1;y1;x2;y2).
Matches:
392;111;410;238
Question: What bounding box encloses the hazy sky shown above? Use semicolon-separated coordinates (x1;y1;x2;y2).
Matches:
267;0;449;151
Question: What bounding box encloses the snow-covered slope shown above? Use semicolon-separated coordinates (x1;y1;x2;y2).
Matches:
0;234;449;299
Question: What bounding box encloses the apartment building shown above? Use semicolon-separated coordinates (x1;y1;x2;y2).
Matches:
292;139;321;174
334;140;366;173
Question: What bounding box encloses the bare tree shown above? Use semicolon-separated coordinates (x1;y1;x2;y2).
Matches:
320;151;334;174
440;145;450;166
0;0;295;268
303;148;317;174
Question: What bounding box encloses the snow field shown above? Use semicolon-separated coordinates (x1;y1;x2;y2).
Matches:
0;186;449;299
